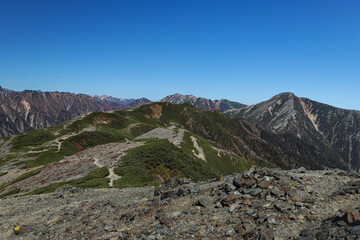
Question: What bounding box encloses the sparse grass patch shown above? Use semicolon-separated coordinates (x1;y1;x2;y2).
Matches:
0;188;20;198
200;137;251;175
0;157;10;167
11;130;56;152
0;168;42;190
0;172;7;177
25;167;110;195
22;151;64;168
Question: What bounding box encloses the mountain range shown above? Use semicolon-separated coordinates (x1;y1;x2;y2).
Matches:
0;101;347;199
0;85;359;172
0;86;151;137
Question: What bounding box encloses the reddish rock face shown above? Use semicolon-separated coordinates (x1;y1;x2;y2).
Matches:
0;89;125;137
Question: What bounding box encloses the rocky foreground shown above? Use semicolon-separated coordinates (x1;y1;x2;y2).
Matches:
1;167;360;240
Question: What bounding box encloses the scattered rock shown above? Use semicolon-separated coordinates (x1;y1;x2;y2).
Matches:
1;167;359;239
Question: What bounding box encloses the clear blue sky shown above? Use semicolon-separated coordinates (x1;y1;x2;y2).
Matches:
1;0;359;110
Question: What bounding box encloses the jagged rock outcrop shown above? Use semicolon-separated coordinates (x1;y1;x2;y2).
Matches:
226;92;360;169
1;167;359;239
0;87;125;137
161;93;246;112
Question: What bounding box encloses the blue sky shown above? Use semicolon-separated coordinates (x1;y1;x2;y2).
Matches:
0;0;359;110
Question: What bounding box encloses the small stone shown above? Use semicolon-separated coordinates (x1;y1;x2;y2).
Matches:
187;226;200;234
345;208;360;225
233;177;256;188
271;186;284;197
300;229;313;236
235;223;243;233
265;195;276;202
258;230;274;240
250;188;262;197
172;211;182;217
246;209;255;215
196;196;216;208
229;202;240;213
294;167;306;173
104;225;114;232
258;180;272;189
223;182;237;193
222;194;241;206
275;202;293;212
147;235;156;240
225;227;235;237
267;217;277;224
263;176;274;181
157;228;169;235
287;190;306;202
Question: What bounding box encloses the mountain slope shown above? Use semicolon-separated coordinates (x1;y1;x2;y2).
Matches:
161;93;246;111
0;87;125;137
0;101;351;198
226;92;360;169
0;102;254;197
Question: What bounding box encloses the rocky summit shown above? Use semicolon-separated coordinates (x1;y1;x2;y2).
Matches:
1;167;360;239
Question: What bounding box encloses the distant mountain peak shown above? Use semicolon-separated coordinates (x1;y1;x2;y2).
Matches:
161;93;246;112
126;97;152;108
225;92;360;169
271;92;297;100
92;95;136;105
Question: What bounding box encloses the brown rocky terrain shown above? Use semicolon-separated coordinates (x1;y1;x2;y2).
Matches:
0;167;359;239
0;86;153;138
0;86;125;137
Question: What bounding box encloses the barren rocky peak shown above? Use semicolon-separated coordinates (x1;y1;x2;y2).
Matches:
225;92;360;170
1;167;360;239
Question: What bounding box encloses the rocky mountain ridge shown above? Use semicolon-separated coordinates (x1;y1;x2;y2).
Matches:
126;97;152;108
0;86;15;97
161;93;246;112
0;87;153;137
226;92;360;169
92;95;136;105
0;88;126;137
1;167;359;239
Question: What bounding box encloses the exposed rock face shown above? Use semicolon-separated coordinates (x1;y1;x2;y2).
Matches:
226;92;360;169
0;87;125;137
161;93;246;112
92;95;136;105
0;86;15;97
1;167;359;239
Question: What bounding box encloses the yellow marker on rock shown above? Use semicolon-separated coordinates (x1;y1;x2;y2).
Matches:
14;225;21;235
